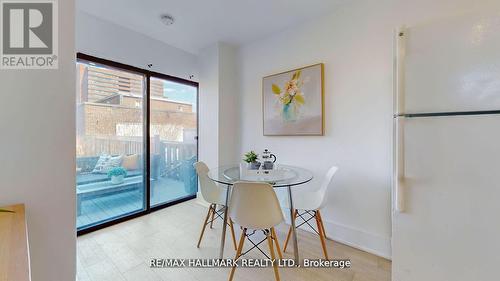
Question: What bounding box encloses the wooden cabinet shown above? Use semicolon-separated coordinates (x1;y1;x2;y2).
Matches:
0;204;31;281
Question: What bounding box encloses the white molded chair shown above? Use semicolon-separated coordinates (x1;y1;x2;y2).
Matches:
229;182;284;281
282;166;338;260
194;161;237;250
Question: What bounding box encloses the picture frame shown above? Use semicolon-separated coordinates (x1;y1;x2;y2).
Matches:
262;63;324;136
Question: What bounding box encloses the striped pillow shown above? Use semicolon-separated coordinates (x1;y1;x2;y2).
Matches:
92;155;123;174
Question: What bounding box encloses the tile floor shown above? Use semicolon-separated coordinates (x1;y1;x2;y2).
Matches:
77;200;391;281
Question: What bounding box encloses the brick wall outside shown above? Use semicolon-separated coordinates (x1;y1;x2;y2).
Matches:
83;102;196;137
120;96;193;112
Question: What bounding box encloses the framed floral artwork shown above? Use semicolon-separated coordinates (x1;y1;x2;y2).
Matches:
262;63;324;136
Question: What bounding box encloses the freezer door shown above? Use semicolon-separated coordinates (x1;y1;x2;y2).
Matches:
404;13;500;113
392;115;500;281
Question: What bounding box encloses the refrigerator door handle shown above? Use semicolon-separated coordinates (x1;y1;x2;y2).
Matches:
394;26;406;116
393;27;407;213
394;117;406;213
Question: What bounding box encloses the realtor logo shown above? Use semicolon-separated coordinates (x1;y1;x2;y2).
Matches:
1;0;58;69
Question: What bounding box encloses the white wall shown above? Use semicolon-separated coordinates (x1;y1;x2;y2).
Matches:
198;42;239;170
76;11;198;81
219;43;240;166
237;0;499;258
0;0;76;280
198;44;220;169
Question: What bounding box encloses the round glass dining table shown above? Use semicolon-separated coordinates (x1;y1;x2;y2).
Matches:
208;164;313;187
207;164;313;262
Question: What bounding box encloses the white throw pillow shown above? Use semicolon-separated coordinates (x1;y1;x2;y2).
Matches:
102;155;123;174
92;155;123;174
92;154;111;173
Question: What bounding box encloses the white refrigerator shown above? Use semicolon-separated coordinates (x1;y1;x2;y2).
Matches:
392;12;500;281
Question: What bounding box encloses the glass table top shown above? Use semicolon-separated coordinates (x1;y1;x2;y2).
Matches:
207;164;313;187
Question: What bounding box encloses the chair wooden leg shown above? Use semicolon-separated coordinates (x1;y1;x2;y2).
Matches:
197;205;213;248
283;225;292;252
210;204;216;229
229;219;238;250
271;227;283;259
267;230;281;281
283;209;298;252
317;211;328;239
315;210;329;260
229;228;247;281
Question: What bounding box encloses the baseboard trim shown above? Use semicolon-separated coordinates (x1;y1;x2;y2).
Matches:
280;210;392;259
322;219;392;260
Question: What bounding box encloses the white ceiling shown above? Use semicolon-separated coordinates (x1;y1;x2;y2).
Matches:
77;0;346;54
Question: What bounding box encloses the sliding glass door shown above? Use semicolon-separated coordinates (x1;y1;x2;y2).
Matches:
76;60;146;229
150;77;198;206
76;54;198;232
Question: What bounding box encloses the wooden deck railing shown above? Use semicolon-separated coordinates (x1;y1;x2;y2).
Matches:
77;135;144;156
76;135;196;174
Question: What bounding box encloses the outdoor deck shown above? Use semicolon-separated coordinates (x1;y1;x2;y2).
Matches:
77;177;194;229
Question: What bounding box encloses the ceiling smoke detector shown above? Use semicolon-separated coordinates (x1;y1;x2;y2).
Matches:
160;14;175;26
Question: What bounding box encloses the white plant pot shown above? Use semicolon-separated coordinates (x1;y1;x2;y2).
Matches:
111;175;125;185
247;162;261;170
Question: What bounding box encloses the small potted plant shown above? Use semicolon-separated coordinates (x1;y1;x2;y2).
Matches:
243;151;261;170
108;167;127;184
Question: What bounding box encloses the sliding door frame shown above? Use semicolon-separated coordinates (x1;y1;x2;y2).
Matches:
76;53;198;235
